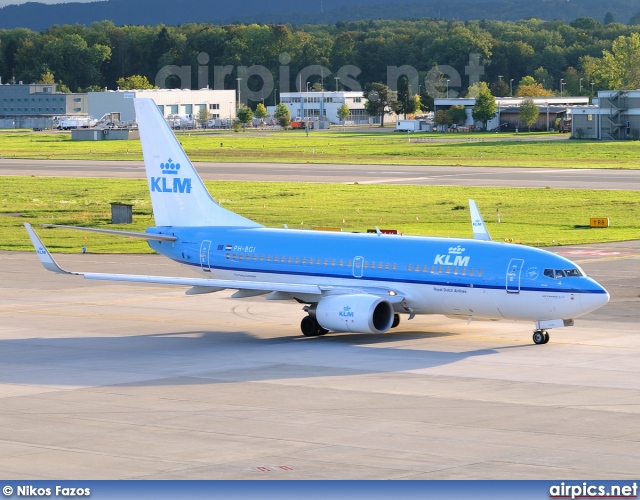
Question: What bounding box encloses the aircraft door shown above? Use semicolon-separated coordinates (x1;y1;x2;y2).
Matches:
352;256;364;278
200;240;211;272
506;258;524;293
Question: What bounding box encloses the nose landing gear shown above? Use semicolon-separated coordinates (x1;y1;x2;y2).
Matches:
533;330;550;345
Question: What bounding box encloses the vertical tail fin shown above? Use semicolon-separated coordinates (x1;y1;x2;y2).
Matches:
469;199;492;241
134;98;261;228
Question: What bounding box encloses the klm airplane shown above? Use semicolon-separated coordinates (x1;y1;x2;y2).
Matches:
25;98;609;345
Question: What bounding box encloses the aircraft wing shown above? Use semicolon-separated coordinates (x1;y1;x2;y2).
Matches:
26;223;407;302
469;199;492;241
25;223;322;296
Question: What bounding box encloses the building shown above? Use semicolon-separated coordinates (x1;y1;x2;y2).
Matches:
88;89;236;124
279;91;398;126
434;96;589;131
571;90;640;140
0;82;88;128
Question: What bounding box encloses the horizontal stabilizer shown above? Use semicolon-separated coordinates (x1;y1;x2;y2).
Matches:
42;224;177;242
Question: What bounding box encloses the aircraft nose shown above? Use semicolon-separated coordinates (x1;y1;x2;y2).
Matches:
579;283;610;314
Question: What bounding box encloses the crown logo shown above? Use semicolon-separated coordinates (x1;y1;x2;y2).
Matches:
448;245;465;254
343;306;351;312
160;158;180;175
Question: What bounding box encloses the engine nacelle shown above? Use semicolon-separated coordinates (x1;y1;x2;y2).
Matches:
312;294;395;334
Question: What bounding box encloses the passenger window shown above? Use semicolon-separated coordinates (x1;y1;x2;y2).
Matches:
446;266;451;274
226;253;230;260
453;267;458;275
377;262;382;270
316;258;321;265
392;263;397;271
478;269;483;277
347;260;353;267
239;254;244;260
266;255;271;262
253;254;257;261
422;265;428;273
302;257;306;264
287;256;292;264
281;256;286;263
438;266;442;274
461;267;466;276
294;257;299;264
415;265;420;272
232;253;237;260
331;259;336;266
323;258;328;266
259;255;264;262
430;266;435;274
339;260;343;267
364;261;369;269
407;264;412;272
385;263;389;270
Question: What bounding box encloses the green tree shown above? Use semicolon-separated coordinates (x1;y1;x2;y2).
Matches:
472;82;497;131
446;105;467;126
604;12;615;25
516;83;554;97
490;79;510;97
236;105;253;131
197;107;210;128
434;109;452;130
396;76;419;119
337;103;350;125
39;71;55;84
364;82;396;127
274;103;290;129
582;33;640;90
519;99;540;131
254;103;268;120
116;74;156;90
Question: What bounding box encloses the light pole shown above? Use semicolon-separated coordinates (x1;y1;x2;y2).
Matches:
306;81;310;93
335;76;340;91
236;77;242;109
590;82;595;95
446;79;450;98
579;77;583;92
509;78;514;97
560;79;565;97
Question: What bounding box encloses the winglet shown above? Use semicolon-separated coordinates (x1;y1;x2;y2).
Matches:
469;200;492;241
24;223;76;274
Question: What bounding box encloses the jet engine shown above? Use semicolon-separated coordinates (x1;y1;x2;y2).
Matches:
311;294;395;334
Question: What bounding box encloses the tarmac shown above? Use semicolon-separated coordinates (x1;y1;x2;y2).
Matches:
0;240;638;479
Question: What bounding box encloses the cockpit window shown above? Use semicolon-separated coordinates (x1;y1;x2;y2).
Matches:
564;268;583;277
544;268;583;279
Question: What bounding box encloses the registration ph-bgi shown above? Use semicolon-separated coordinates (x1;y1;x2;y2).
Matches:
13;486;90;496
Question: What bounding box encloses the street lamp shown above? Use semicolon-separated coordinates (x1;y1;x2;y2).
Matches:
509;78;514;97
560;79;565;97
446;79;450;98
306;81;310;93
236;77;242;109
579;77;583;92
335;76;340;91
498;75;503;81
590;82;595;95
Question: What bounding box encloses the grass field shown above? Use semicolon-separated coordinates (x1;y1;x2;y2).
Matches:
1;176;638;254
1;129;639;168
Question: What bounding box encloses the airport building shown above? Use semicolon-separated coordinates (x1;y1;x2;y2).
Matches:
87;88;236;123
571;90;640;140
279;91;398;125
0;82;88;128
434;96;589;131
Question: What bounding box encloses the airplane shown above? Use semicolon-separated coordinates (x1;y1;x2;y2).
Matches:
25;98;609;345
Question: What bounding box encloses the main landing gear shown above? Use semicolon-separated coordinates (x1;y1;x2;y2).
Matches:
300;316;329;337
532;330;550;345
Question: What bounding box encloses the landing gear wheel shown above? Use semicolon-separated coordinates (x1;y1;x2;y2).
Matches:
391;314;400;329
301;316;328;337
533;330;547;345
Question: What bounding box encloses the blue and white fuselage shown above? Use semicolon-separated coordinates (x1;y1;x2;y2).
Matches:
25;98;609;344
